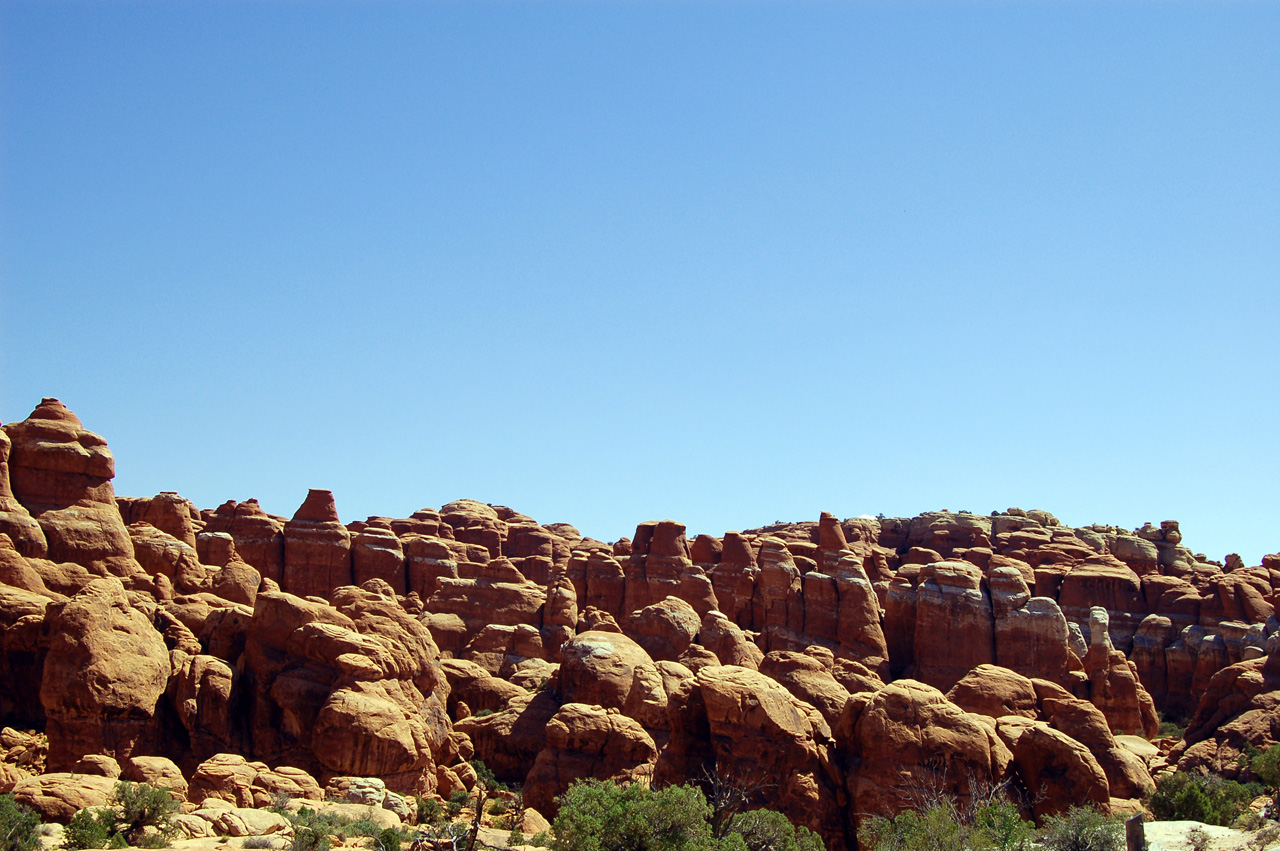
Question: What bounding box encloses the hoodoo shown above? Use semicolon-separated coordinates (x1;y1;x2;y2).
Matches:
2;399;1278;850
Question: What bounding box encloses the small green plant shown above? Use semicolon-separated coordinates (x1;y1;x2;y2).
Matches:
374;826;405;851
289;810;333;851
417;796;442;826
527;832;551;848
489;799;510;816
1186;826;1210;851
1248;743;1280;790
1150;770;1263;826
447;789;469;817
0;794;41;851
858;799;1032;851
64;809;118;851
243;838;277;850
1233;809;1265;832
112;781;179;846
474;709;495;718
132;831;173;849
284;806;382;851
508;829;526;846
1037;806;1123;851
725;808;823;851
471;760;509;793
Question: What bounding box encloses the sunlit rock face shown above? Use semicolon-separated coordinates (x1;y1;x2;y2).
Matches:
2;397;1278;850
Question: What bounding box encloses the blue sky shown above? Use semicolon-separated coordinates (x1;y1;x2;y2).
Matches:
2;1;1277;563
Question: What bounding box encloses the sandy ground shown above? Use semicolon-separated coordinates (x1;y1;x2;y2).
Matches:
1141;820;1279;851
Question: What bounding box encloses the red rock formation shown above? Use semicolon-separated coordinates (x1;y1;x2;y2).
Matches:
40;577;169;769
912;561;995;691
282;489;352;599
352;521;406;593
203;499;285;583
4;400;139;578
523;703;657;817
0;427;47;558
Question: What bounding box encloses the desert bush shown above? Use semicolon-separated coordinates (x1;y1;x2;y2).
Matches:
373;826;405;851
447;790;469;817
112;781;179;845
0;794;40;851
1248;744;1280;790
243;838;277;850
551;779;818;851
1037;806;1122;851
528;831;552;848
283;805;387;851
489;798;510;815
417;797;442;826
724;808;822;851
1149;770;1262;826
508;828;526;846
63;809;118;851
858;799;1032;851
551;779;717;851
1186;825;1210;851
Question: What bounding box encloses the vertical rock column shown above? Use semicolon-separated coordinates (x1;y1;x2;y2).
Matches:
283;489;352;599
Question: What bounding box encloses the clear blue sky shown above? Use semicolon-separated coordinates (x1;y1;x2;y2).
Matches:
2;2;1277;564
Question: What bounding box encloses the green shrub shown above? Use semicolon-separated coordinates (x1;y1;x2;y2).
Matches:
133;831;173;849
552;779;716;851
243;838;277;850
1149;771;1262;826
290;813;332;851
1037;806;1123;851
374;826;404;851
472;760;508;793
489;798;511;816
447;789;469;817
0;794;40;851
64;809;118;851
417;797;442;826
1248;744;1280;790
528;831;551;848
858;804;970;851
724;809;823;851
858;800;1032;851
112;781;179;845
474;709;495;718
508;829;526;846
972;801;1035;851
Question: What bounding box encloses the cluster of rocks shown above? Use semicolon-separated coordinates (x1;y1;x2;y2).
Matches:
2;398;1279;851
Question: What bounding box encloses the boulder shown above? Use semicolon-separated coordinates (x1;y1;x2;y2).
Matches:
559;630;668;729
848;680;1011;821
10;772;116;822
40;577;168;769
626;596;701;662
945;665;1038;720
697;665;845;850
523;703;658;817
995;717;1109;820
